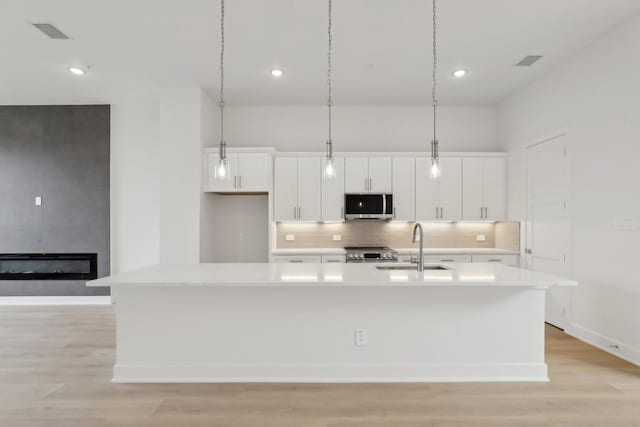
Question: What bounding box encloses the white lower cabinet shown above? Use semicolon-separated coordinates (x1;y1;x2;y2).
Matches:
471;254;519;266
321;255;346;263
272;255;322;263
424;255;473;263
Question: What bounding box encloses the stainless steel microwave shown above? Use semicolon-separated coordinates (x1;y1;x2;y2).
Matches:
344;194;393;220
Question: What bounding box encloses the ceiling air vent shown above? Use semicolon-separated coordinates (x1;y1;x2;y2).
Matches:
32;23;70;40
516;55;542;67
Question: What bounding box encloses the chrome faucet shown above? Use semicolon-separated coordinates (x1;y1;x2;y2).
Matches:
412;222;424;272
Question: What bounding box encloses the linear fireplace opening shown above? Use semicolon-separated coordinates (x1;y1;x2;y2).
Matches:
0;253;98;281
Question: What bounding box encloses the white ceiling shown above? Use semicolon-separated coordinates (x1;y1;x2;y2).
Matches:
1;0;639;106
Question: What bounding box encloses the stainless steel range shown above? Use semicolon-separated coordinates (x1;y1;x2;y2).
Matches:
345;246;398;263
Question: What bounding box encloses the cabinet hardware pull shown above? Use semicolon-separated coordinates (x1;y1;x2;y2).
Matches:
238;175;242;188
364;178;368;191
293;206;297;219
289;260;304;263
488;259;501;262
441;259;454;262
480;207;483;219
298;207;301;219
393;207;396;219
326;260;341;263
436;207;439;219
234;176;237;188
369;178;372;191
485;207;488;219
341;207;344;218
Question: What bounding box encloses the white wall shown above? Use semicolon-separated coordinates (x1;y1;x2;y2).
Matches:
225;106;497;152
110;94;161;274
498;15;640;364
199;92;219;263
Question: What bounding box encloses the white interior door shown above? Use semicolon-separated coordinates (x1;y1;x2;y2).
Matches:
525;135;571;330
391;157;415;221
344;157;368;193
274;157;298;221
438;157;462;221
368;157;392;193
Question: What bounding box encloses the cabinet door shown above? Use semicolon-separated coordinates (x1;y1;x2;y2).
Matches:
274;157;298;221
392;157;415;221
321;255;346;263
415;157;438;220
344;157;368;193
438;157;462;221
483;157;506;221
205;152;238;192
297;157;322;221
322;157;345;221
368;157;392;193
237;153;270;192
462;158;485;220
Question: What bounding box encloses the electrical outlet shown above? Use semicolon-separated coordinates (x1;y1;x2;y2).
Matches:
476;234;486;242
355;329;368;347
34;196;42;206
333;234;342;241
286;234;295;241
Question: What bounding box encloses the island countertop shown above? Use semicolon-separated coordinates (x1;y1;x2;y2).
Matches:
88;262;577;288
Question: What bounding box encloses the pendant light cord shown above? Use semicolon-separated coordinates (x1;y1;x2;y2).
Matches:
219;0;225;147
431;0;437;143
327;0;333;147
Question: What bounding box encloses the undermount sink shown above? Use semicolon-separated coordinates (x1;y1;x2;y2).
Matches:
376;265;450;271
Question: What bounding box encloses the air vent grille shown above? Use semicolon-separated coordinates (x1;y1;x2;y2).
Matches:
32;23;70;40
516;55;542;67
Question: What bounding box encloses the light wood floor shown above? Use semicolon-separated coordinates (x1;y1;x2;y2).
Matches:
0;306;639;427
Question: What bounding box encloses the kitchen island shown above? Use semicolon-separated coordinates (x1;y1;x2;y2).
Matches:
88;262;576;383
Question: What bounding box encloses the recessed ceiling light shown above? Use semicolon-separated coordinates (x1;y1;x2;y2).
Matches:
271;68;284;77
69;67;86;76
452;69;467;78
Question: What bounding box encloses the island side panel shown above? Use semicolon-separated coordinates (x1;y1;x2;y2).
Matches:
113;285;547;382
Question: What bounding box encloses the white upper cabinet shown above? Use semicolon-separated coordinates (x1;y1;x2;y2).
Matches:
462;157;506;221
274;157;298;221
204;149;271;193
322;157;345;221
368;157;392;193
392;157;415;221
415;157;461;221
274;157;321;222
345;157;391;193
297;157;322;221
344;157;369;193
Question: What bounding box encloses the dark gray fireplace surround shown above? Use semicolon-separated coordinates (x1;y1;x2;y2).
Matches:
0;105;110;296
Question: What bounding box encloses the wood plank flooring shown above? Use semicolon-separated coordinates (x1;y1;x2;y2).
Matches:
0;305;639;426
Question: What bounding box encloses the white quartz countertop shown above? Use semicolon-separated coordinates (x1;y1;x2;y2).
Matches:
271;248;519;256
88;263;576;288
393;248;520;255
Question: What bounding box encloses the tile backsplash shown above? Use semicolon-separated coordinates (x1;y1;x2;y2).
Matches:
276;221;520;250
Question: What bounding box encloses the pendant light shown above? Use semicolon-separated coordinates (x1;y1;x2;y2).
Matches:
429;0;441;179
214;0;229;180
324;0;336;179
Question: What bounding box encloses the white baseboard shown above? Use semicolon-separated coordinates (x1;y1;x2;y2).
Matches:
0;296;112;306
112;362;549;383
566;323;640;366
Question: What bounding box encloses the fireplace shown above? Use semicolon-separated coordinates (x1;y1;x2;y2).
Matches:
0;253;98;281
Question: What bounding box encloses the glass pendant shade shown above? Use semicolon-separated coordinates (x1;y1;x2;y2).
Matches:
214;141;229;180
324;140;336;179
430;139;441;179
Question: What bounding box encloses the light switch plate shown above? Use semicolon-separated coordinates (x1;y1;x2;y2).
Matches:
35;196;42;206
285;234;295;241
355;329;368;347
333;234;342;241
476;234;486;242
